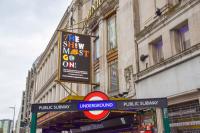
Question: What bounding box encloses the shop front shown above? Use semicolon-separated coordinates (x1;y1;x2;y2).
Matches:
137;109;158;133
31;95;169;133
168;99;200;133
37;110;139;133
35;95;139;133
70;115;137;133
37;109;160;133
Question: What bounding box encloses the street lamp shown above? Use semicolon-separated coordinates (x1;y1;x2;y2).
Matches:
9;106;15;133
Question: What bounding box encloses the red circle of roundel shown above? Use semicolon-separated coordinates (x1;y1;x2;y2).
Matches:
83;91;110;121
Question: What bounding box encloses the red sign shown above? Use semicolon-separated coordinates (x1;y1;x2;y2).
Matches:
83;91;110;121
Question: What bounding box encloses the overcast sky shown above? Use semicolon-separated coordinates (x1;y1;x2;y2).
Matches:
0;0;71;121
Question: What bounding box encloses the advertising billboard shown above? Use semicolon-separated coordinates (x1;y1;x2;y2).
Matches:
59;31;91;83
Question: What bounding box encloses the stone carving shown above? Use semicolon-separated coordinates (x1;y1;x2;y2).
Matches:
124;65;136;97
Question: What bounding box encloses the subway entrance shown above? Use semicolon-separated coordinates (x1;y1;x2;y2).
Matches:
31;93;170;133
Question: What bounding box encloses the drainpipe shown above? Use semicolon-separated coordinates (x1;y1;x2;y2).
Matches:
132;0;140;74
135;39;140;73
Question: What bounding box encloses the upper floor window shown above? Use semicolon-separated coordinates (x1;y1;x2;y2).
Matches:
172;22;190;54
107;15;117;51
93;29;100;60
177;24;190;51
151;37;164;64
108;60;119;92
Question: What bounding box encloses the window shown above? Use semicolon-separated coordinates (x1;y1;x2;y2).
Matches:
172;23;190;53
151;37;164;64
93;70;100;91
70;16;73;27
93;29;100;60
177;24;190;51
107;15;117;51
108;60;119;91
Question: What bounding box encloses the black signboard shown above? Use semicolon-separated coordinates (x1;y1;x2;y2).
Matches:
31;102;78;113
31;98;167;113
59;31;91;83
71;116;134;133
117;98;168;110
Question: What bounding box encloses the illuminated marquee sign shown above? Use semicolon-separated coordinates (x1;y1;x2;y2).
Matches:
59;32;91;83
78;101;116;111
32;98;167;113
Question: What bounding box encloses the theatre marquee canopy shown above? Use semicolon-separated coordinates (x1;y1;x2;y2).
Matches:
31;98;168;113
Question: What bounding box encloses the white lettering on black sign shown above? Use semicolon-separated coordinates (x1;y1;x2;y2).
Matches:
117;98;167;109
38;105;70;111
31;103;77;113
123;101;159;107
31;98;167;113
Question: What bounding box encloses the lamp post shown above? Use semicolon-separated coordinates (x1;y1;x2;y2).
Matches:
9;106;15;133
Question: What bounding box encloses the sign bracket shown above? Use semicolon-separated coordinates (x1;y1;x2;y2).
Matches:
55;80;79;96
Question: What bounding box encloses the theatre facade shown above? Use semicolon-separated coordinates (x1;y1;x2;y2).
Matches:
28;0;200;133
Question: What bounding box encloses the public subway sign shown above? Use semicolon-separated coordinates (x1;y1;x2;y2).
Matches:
116;98;168;110
31;98;168;113
59;31;91;83
31;103;77;113
81;91;111;121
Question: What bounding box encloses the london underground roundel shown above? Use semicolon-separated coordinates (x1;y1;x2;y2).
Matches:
83;91;110;121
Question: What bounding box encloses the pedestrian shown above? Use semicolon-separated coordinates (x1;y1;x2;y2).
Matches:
140;123;146;133
145;123;153;133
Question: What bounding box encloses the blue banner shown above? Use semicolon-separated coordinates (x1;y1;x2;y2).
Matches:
78;101;117;111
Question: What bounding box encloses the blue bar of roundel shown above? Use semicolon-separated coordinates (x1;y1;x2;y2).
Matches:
78;101;117;111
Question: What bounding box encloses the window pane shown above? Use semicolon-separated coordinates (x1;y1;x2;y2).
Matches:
109;61;119;91
153;39;163;63
108;16;117;50
94;29;100;60
178;24;190;51
94;70;100;83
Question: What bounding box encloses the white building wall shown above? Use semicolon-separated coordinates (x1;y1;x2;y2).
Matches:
136;55;200;98
117;0;135;95
139;0;157;30
99;19;108;93
135;0;200;99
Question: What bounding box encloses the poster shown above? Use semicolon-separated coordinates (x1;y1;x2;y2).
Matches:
59;31;91;83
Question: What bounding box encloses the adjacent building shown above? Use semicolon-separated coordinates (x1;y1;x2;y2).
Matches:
16;58;39;133
15;91;26;133
21;0;200;132
0;119;12;133
134;0;200;132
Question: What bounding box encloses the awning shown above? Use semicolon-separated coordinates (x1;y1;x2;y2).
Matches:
36;95;132;131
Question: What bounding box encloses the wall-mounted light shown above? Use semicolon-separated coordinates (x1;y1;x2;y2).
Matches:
155;8;162;16
140;54;148;62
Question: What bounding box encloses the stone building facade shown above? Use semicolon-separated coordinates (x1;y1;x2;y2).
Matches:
134;0;200;132
16;58;39;133
26;0;200;132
